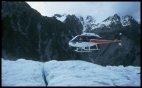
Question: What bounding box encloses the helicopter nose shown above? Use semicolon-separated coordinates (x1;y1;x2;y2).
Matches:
69;41;72;46
69;41;75;47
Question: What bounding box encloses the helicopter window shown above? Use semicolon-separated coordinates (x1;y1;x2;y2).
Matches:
71;35;100;43
78;36;89;42
88;36;101;39
71;36;80;42
79;37;83;40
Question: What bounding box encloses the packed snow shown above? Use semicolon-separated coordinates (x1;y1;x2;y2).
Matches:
2;59;140;86
44;60;140;86
2;59;46;86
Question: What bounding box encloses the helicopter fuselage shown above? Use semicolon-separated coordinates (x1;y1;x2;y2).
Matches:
68;33;121;52
69;34;100;48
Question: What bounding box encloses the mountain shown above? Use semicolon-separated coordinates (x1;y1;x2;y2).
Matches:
79;14;140;32
2;1;82;61
2;1;140;66
77;14;140;66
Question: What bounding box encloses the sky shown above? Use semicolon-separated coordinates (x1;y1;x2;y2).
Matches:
26;1;140;23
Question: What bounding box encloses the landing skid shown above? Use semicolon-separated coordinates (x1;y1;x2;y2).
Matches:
75;45;100;52
75;49;92;52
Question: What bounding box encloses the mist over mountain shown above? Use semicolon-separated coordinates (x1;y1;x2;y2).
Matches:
2;1;140;66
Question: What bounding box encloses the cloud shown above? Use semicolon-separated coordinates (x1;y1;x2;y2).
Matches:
26;1;140;23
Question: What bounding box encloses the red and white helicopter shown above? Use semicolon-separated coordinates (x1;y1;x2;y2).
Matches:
69;33;122;52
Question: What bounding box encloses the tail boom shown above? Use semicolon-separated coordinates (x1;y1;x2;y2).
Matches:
90;39;121;44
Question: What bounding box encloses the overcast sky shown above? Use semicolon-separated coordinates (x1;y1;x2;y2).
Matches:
27;1;140;23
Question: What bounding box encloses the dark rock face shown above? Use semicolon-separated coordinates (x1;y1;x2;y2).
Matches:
2;1;82;61
2;1;140;66
2;1;42;60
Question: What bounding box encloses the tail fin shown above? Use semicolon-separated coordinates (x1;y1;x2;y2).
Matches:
118;42;122;46
114;39;122;46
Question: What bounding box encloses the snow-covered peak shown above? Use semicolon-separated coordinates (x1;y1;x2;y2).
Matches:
102;14;121;26
54;14;138;32
121;15;135;26
86;16;95;23
103;14;120;22
93;23;106;29
54;14;67;22
77;14;122;32
78;15;96;32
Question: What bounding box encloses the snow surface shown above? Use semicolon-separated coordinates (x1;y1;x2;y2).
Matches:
2;59;46;86
2;59;140;86
44;60;140;86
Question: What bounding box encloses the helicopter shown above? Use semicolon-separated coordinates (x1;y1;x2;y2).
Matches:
68;33;122;52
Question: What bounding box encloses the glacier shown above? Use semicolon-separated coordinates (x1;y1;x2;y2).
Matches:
2;59;46;86
2;58;140;86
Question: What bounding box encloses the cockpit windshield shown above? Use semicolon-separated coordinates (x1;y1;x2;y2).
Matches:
70;35;101;43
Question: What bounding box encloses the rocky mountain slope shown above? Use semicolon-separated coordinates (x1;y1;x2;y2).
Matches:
2;1;83;61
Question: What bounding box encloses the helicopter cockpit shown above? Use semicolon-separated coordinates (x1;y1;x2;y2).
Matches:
70;35;101;43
